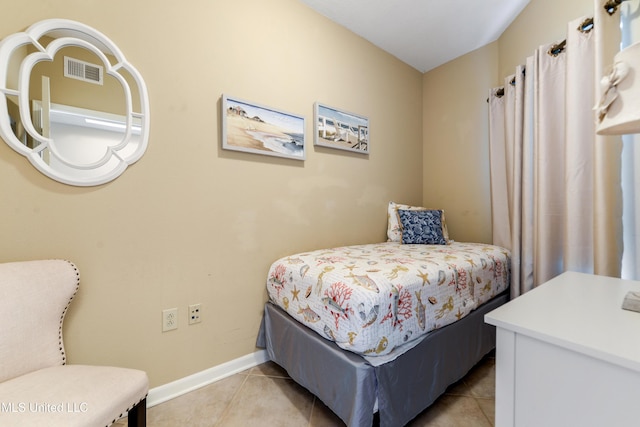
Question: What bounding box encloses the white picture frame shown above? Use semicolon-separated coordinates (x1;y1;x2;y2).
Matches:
314;102;369;154
222;94;306;160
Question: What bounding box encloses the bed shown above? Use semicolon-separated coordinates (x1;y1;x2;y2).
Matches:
256;202;510;426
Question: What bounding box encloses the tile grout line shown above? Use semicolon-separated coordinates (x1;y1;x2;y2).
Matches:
308;397;317;427
473;396;494;427
463;362;496;427
214;370;252;425
468;377;495;427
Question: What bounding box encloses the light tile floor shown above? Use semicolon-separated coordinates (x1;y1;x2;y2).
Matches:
116;352;495;427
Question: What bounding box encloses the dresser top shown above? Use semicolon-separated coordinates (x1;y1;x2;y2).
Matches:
485;271;640;372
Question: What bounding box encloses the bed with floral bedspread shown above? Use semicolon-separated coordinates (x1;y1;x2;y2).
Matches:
266;241;509;366
257;202;511;427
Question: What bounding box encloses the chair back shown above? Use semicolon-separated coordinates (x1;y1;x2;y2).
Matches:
0;260;79;382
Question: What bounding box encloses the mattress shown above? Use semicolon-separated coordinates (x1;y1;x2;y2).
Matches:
266;241;510;365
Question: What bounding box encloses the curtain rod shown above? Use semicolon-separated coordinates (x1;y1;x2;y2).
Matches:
488;14;594;101
486;87;504;103
548;18;594;57
604;0;629;15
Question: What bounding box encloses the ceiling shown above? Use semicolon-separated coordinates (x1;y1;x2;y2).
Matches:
298;0;531;73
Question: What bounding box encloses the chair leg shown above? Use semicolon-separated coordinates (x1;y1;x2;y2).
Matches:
127;398;147;427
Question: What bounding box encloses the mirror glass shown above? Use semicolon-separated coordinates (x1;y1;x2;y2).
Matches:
0;19;149;186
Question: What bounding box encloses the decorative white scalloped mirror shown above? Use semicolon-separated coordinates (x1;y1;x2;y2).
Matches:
0;19;149;186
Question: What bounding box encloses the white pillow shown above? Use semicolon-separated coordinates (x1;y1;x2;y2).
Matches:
386;201;451;243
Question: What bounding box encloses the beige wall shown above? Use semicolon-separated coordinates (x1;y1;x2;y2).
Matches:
422;43;498;244
0;0;423;387
422;0;593;244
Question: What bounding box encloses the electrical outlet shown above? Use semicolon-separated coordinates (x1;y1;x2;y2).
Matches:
162;308;178;332
188;303;202;325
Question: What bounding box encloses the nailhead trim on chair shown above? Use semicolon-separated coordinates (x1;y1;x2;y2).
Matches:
58;261;147;427
108;394;148;427
58;260;148;427
59;260;80;365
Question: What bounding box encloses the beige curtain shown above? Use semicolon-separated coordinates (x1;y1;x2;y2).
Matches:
489;2;622;298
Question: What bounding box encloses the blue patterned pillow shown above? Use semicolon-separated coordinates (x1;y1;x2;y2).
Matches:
397;209;447;245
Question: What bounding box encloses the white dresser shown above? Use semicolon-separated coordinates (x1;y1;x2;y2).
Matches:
485;271;640;427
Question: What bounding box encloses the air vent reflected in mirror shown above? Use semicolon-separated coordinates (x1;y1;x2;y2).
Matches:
64;56;103;85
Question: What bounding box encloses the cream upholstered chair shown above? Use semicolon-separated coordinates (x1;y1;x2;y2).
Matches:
0;260;148;426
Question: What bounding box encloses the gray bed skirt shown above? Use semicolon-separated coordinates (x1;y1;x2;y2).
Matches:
256;291;508;427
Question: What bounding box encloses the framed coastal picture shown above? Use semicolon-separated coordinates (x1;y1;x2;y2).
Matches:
222;94;306;160
314;102;369;154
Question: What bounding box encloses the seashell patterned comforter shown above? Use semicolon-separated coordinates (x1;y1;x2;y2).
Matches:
266;242;510;365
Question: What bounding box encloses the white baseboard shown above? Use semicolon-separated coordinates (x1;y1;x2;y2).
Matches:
147;349;269;407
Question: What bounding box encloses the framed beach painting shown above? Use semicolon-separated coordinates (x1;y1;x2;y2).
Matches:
222;94;306;160
314;102;369;154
